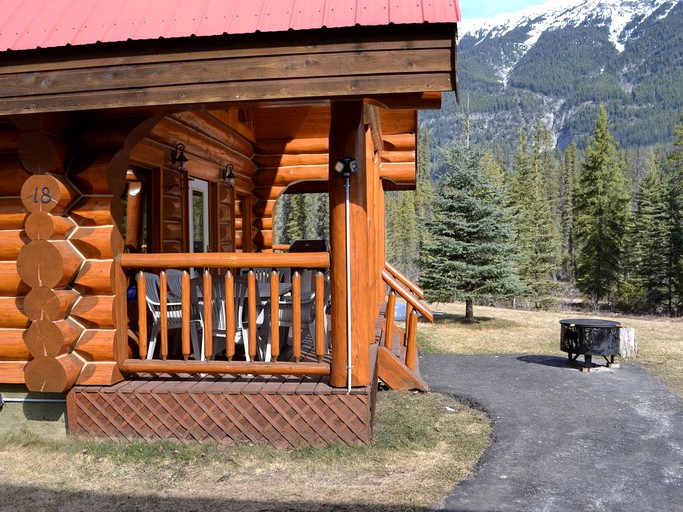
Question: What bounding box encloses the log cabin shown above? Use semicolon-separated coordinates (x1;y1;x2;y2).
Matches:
0;0;459;447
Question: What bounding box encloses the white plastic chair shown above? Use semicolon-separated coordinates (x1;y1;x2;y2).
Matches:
191;276;272;361
143;272;202;360
278;270;331;352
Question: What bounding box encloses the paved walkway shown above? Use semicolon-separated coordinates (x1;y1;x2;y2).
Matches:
420;355;683;512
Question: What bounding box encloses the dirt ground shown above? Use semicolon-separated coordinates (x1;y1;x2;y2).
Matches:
0;391;491;512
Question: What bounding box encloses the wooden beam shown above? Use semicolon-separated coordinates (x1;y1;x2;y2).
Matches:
328;100;371;388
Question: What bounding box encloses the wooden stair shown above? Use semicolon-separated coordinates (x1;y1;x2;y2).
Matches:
375;316;428;392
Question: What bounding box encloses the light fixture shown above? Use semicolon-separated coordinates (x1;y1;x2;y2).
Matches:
223;163;236;187
170;143;188;171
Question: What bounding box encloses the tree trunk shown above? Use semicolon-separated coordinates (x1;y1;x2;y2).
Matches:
465;297;474;322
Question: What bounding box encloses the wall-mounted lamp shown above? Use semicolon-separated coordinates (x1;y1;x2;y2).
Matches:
170;143;188;172
222;163;236;187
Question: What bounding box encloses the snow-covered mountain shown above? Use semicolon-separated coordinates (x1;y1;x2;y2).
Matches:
421;0;683;154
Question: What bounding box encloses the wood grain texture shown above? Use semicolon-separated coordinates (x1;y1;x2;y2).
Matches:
70;295;115;329
24;318;83;358
0;362;27;383
24;212;76;240
23;287;78;321
20;174;77;214
73;330;120;362
0;297;29;328
74;361;124;386
16;239;84;289
0;330;31;360
24;353;84;393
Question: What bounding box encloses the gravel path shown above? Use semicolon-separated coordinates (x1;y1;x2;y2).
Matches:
420;354;683;512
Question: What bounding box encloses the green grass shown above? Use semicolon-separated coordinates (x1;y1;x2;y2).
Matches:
0;391;491;511
420;301;683;398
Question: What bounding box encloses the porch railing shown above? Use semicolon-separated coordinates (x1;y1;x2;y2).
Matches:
381;263;433;371
114;252;331;377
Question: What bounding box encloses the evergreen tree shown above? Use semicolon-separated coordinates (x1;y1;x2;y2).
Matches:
665;114;683;314
510;123;560;308
559;142;579;281
574;105;631;307
632;154;669;313
420;144;521;321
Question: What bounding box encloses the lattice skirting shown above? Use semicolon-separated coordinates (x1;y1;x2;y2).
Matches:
66;384;372;448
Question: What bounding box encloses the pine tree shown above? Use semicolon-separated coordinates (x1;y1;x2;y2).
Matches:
632;154;669;313
420;144;521;321
510;123;560;308
574;106;631;308
559;142;579;281
665;114;683;314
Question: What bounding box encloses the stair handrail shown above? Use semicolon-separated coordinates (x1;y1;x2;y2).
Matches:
381;269;433;323
384;261;425;299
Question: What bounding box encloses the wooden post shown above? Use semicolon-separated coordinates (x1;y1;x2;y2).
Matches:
328;100;371;388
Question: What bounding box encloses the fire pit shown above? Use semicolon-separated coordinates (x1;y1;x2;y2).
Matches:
559;318;622;372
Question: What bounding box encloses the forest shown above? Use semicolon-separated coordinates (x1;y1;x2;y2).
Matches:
274;106;683;317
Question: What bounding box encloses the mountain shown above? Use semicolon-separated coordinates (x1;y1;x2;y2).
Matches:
421;0;683;157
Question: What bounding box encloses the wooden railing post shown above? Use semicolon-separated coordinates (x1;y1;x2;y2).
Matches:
405;310;418;371
384;291;396;351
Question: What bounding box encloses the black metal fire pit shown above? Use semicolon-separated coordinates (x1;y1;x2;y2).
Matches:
559;318;622;371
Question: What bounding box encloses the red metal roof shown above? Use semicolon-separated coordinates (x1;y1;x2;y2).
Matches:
0;0;460;52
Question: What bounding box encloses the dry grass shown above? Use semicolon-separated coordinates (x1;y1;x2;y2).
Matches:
419;302;683;397
0;391;490;512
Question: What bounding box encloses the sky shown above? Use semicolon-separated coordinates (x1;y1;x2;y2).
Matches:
458;0;548;19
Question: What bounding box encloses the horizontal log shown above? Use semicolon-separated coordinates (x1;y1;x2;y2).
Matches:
24;318;83;358
253;217;273;230
252;153;328;168
171;111;255;159
253;199;276;218
24;353;84;393
0;230;30;260
73;260;114;295
0;262;30;296
120;359;331;376
0;297;29;328
253;166;328;187
383;133;416;151
16;239;84;289
147;118;257;175
254;137;328;155
75;361;124;386
253;230;273;248
119;251;330;269
70;196;123;227
73;330;120;362
381;150;416;163
70;295;115;329
379;163;416;184
70;226;121;259
68;150;117;195
208;109;256;143
2;45;451;98
252;186;285;201
0;198;27;230
0;329;31;360
23;287;79;321
18;131;66;175
24;211;76;240
20;174;78;214
0;361;27;384
0;155;32;195
73;115;158;151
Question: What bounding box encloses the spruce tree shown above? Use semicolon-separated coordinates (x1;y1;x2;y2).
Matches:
510;123;560;308
559;142;579;281
633;154;669;313
420;144;521;321
665;114;683;314
574;106;631;308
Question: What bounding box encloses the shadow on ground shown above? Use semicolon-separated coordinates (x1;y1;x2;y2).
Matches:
516;355;576;368
0;483;501;512
432;314;519;329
